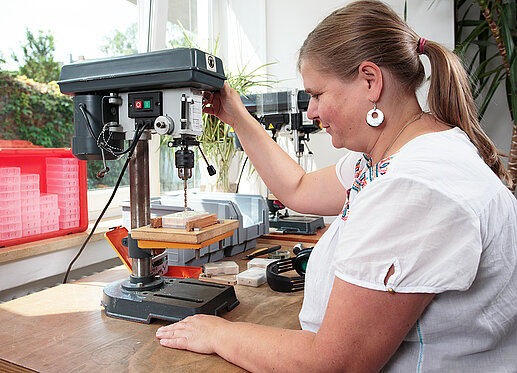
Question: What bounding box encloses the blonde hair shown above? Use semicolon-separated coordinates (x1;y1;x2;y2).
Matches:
298;0;511;186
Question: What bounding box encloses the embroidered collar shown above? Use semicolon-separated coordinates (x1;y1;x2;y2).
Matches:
351;153;392;193
341;153;393;221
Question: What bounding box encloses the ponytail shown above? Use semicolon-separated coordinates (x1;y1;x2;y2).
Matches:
423;41;512;187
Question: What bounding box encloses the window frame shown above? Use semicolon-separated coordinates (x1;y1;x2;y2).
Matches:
88;0;168;220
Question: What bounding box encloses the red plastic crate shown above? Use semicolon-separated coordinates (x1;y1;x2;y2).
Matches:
0;148;88;247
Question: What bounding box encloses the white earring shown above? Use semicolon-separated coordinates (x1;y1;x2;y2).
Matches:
366;102;384;127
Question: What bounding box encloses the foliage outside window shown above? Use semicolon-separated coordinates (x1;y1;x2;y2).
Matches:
0;71;72;148
0;0;137;190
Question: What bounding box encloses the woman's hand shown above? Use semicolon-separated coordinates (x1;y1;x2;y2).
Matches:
156;314;228;354
203;82;251;128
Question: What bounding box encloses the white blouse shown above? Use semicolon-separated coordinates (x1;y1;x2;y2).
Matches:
299;127;517;371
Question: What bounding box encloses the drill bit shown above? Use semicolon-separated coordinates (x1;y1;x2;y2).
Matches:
184;179;188;212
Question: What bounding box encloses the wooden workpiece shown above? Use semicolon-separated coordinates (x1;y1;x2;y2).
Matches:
0;238;305;372
131;219;238;244
150;216;162;228
199;273;238;286
151;213;218;230
183;213;218;231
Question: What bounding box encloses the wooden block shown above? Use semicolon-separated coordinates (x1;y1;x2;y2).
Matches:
162;211;210;229
150;217;162;228
199;273;237;286
185;213;217;231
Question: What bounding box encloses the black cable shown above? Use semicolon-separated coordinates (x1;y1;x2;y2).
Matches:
79;103;99;142
104;124;145;156
235;156;248;193
79;102;145;158
62;123;145;284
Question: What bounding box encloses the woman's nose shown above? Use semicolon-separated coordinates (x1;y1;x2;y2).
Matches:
307;99;317;120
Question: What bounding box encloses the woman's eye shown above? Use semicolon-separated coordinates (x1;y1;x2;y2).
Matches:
311;93;320;99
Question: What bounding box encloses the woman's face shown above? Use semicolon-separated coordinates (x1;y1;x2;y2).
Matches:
301;62;369;151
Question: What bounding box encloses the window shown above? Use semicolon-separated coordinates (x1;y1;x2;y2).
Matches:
156;0;205;193
0;0;138;192
1;0;214;218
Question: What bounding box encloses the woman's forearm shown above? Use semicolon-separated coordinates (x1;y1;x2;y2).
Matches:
156;315;319;372
203;83;345;215
232;114;308;210
215;320;318;372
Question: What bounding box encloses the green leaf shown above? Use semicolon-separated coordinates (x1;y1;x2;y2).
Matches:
478;68;505;118
471;51;501;83
506;77;517;127
458;19;485;27
455;20;489;55
474;65;505;98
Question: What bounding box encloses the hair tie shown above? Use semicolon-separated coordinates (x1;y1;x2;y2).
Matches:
417;38;427;55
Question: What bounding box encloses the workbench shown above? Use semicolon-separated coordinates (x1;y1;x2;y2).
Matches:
0;231;327;373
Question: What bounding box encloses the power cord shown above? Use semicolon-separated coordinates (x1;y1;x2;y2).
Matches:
235;156;248;193
78;103;145;157
62;122;146;284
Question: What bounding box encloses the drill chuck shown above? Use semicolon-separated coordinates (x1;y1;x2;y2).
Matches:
175;148;194;180
178;167;193;180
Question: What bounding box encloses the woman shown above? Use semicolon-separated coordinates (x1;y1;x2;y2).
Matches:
156;1;517;371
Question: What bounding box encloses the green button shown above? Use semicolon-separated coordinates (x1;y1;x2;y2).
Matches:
144;100;151;109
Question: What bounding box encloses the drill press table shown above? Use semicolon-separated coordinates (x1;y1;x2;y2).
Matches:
131;219;239;245
0;237;306;373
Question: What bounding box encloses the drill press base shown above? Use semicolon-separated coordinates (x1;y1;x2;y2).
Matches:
101;277;239;324
270;215;325;235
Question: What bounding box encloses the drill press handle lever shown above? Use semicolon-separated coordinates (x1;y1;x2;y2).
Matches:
197;145;217;176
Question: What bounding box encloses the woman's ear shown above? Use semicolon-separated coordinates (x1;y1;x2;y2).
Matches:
357;61;383;103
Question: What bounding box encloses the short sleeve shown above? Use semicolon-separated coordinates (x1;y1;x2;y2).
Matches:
335;151;363;190
333;176;482;294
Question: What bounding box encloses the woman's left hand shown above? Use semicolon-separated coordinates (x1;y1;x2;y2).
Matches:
155;314;228;354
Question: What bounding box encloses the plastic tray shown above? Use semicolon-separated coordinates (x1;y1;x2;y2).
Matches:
120;193;266;263
0;148;88;247
166;191;269;241
164;265;202;279
167;247;225;267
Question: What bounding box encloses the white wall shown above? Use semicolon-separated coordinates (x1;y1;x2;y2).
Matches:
264;0;454;88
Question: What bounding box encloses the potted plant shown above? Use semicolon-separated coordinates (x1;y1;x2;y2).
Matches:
454;0;517;191
198;64;276;192
162;32;277;193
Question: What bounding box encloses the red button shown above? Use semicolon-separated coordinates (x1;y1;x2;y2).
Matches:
135;101;143;109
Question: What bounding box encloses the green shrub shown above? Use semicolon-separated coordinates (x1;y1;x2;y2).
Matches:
0;71;129;189
0;71;73;147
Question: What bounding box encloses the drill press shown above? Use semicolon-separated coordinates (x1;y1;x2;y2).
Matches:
58;48;238;323
241;90;326;235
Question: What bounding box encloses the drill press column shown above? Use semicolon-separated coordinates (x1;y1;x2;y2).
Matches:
129;139;152;279
125;138;163;291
